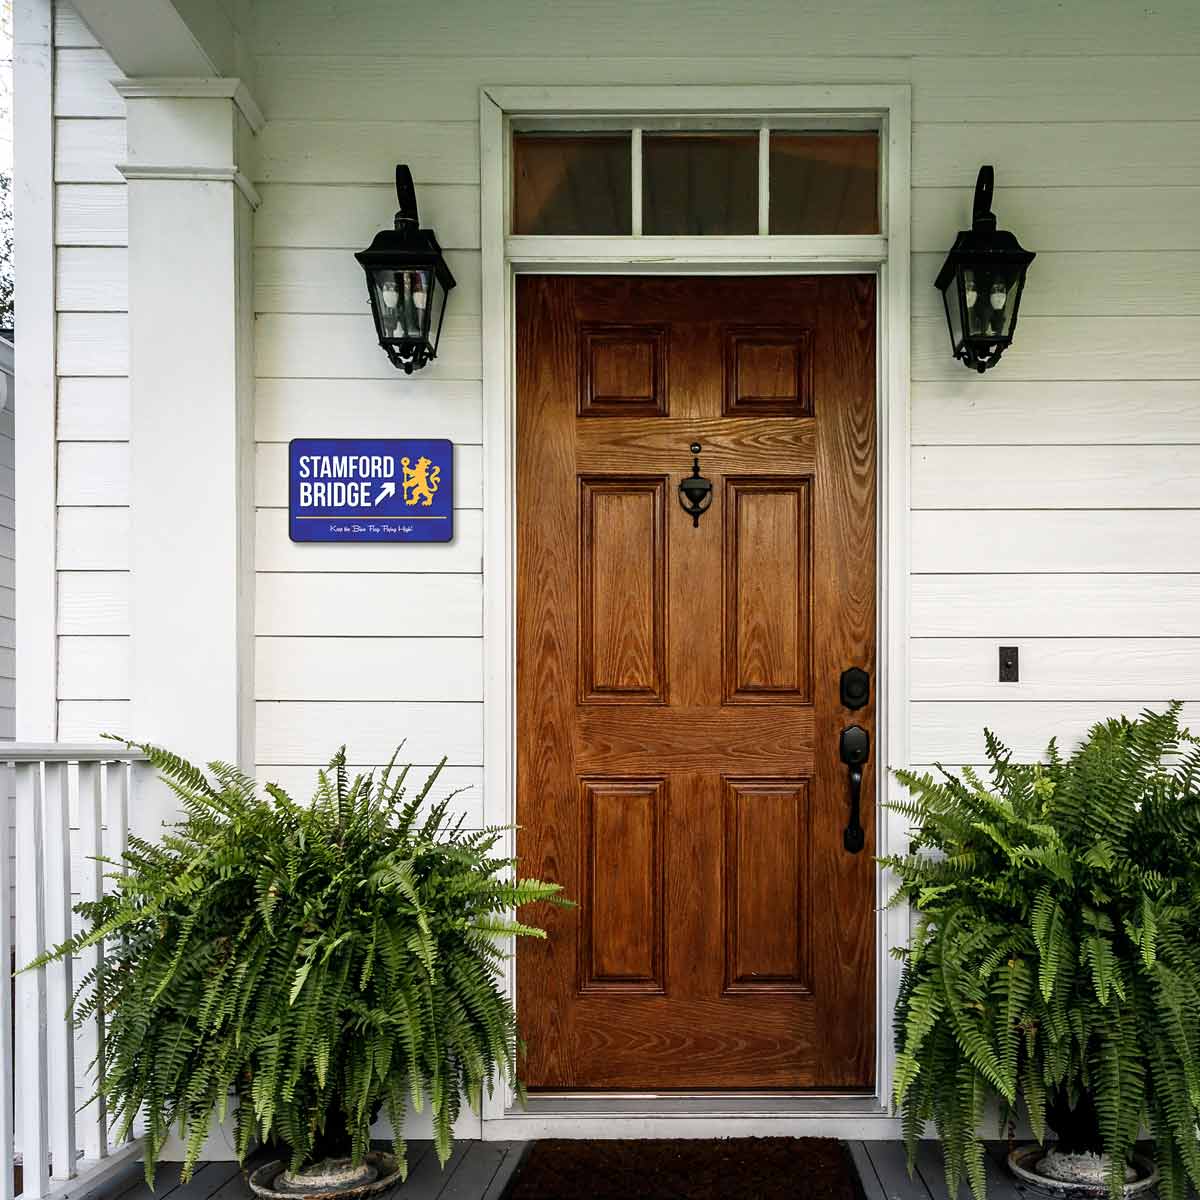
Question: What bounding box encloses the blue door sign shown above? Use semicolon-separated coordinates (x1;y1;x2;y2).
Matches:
288;438;454;542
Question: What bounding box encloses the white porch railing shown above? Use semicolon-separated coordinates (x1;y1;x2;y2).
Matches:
3;746;148;1200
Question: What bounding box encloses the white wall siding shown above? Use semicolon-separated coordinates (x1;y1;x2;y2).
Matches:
912;576;1200;639
44;2;1200;798
251;3;1200;57
247;4;1200;784
252;85;486;788
912;703;1200;765
913;640;1200;702
51;6;130;741
257;701;483;766
255;575;481;637
55;184;127;245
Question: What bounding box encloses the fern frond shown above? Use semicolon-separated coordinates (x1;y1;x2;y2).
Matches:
31;742;569;1183
889;704;1200;1199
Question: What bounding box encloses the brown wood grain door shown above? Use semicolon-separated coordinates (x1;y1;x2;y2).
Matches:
516;276;876;1091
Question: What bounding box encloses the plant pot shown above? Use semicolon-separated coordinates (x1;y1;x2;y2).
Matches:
248;1151;405;1200
1007;1092;1158;1197
1007;1144;1157;1199
1045;1091;1105;1156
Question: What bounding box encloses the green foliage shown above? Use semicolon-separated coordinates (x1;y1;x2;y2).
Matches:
0;173;12;330
885;704;1200;1200
33;743;566;1185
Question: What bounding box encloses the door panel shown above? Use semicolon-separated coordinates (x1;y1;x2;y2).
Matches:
723;476;812;703
578;477;667;703
723;777;811;993
517;275;876;1091
577;777;667;993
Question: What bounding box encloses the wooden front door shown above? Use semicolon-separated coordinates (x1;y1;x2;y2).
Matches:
516;275;876;1091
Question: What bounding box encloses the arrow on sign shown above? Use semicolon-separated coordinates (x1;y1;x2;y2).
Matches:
375;482;396;505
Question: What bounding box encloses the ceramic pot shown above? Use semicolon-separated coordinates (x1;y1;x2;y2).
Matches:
1007;1144;1158;1198
248;1151;404;1200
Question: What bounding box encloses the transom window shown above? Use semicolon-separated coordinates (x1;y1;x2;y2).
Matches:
512;124;880;237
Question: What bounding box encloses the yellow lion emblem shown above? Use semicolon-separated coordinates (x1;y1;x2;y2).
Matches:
401;456;440;507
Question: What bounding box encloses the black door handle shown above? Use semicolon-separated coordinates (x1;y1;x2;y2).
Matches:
839;725;869;854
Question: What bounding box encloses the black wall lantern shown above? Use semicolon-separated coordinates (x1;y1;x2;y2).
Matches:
935;166;1035;373
356;165;456;374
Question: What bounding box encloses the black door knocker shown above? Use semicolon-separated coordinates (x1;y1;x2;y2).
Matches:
677;443;713;527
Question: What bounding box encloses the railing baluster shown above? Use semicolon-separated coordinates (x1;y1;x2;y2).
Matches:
107;764;128;887
7;746;145;1195
42;762;77;1181
76;762;107;1163
0;768;15;1200
15;760;49;1200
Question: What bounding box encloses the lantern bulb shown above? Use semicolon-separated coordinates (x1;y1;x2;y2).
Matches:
380;283;399;308
963;271;978;309
990;281;1007;310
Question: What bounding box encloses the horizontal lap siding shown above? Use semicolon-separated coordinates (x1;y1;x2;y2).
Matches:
252;256;485;782
908;82;1200;756
249;15;1200;779
252;67;490;788
906;46;1200;766
902;60;1199;758
252;5;1200;56
52;13;130;740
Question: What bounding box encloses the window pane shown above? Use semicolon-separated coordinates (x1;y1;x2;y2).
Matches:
769;133;880;235
513;133;632;235
642;133;757;236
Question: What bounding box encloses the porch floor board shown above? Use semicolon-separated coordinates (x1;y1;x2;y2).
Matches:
77;1142;529;1200
851;1141;1035;1200
78;1138;1192;1200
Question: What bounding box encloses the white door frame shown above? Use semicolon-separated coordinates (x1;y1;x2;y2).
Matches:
479;84;911;1139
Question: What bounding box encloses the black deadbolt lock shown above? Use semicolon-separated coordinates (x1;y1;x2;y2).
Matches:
840;666;870;711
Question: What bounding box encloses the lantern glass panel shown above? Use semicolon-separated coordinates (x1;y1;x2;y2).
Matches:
941;272;965;352
371;268;435;342
961;263;1023;341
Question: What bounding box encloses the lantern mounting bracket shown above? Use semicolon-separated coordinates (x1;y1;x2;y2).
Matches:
394;164;419;231
971;164;996;233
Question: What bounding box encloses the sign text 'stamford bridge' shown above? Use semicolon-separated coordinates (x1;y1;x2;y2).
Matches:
288;438;454;542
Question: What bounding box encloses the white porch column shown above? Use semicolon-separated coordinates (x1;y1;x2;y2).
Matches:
118;80;261;768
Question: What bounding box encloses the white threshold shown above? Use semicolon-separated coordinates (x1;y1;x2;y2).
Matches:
484;1099;902;1142
517;1094;887;1117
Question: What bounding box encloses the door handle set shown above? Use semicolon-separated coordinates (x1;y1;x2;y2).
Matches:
839;667;870;855
839;725;869;854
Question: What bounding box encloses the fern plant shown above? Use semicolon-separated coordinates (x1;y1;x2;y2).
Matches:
34;743;565;1185
884;703;1200;1200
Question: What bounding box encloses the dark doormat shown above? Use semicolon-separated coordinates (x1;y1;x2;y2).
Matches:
502;1137;864;1200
